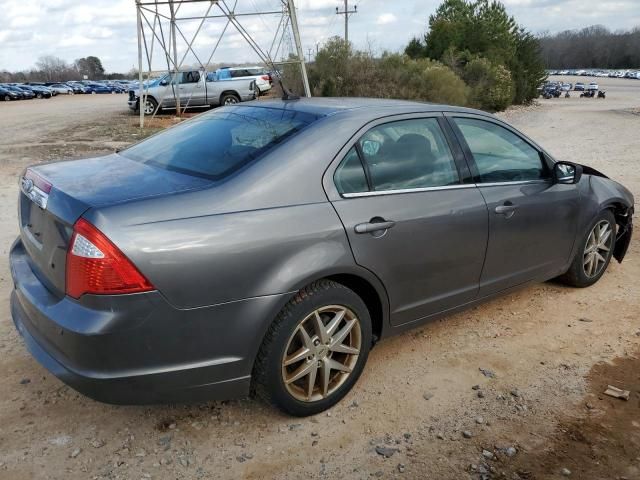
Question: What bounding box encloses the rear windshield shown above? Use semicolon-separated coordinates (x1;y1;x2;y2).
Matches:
120;106;319;180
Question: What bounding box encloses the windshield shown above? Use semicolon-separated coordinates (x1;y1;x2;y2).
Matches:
120;106;320;180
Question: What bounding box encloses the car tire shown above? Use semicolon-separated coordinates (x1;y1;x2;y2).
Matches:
37;93;43;99
3;95;9;102
91;91;96;95
142;97;159;115
221;93;240;105
253;279;372;416
559;210;616;288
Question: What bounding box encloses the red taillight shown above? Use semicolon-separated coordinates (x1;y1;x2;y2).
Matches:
261;75;270;81
66;219;154;299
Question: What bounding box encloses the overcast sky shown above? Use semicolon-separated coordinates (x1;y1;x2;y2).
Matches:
1;0;639;73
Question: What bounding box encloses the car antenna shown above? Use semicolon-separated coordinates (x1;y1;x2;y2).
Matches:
274;71;299;101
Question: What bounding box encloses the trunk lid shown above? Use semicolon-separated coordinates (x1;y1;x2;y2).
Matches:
18;154;211;297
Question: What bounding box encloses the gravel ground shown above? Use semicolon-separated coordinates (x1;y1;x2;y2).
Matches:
0;78;638;480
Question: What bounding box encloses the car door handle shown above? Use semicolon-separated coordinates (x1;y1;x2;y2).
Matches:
354;220;396;234
495;204;517;217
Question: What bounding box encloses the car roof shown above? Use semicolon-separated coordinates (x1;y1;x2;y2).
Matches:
238;97;491;118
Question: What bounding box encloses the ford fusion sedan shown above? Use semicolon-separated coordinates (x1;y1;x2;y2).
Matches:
10;98;634;416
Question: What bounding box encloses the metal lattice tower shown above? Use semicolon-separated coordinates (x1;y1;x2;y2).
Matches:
134;0;310;127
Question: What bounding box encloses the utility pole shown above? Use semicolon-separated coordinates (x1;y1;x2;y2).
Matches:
136;0;144;128
307;47;313;63
287;0;311;97
335;0;357;44
168;0;180;116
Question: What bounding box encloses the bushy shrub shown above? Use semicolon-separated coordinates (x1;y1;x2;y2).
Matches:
284;38;470;107
463;56;514;111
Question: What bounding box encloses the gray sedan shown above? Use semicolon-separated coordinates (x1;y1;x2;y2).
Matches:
10;98;634;416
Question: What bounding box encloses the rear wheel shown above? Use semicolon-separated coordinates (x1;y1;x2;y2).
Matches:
559;210;616;287
3;94;9;102
253;280;372;416
221;93;240;105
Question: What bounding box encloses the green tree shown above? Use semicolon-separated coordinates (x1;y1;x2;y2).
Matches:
75;56;105;79
414;0;544;106
405;37;427;59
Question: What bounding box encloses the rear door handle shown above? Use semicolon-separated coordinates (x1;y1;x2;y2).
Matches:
354;220;396;234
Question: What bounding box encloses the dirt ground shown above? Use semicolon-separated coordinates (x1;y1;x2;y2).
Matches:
0;78;638;480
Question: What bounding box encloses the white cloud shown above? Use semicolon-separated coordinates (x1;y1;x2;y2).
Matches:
376;13;398;25
0;0;638;73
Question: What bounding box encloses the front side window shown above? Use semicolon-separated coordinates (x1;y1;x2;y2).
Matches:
358;118;459;191
453;117;546;182
121;106;319;180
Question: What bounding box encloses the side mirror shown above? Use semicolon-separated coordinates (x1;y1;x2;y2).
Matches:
159;80;168;86
553;161;583;184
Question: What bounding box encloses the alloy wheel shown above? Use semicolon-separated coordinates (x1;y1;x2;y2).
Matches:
143;100;155;115
224;96;238;105
583;220;613;277
282;305;361;402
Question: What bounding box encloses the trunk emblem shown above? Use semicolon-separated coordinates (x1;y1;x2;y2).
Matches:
20;176;49;210
21;178;34;193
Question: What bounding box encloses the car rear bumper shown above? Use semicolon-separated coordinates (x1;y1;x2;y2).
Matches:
10;237;288;404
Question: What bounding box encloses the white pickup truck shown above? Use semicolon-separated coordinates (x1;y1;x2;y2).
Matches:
128;69;256;115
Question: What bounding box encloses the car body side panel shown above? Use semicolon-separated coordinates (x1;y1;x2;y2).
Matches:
331;189;489;326
477;181;581;296
85;201;356;309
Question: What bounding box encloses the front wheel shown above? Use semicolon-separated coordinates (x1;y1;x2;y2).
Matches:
253;280;372;416
3;94;10;102
559;210;616;287
141;97;158;115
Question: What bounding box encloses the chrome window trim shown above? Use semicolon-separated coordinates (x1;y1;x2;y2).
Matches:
476;180;549;187
340;179;550;198
341;183;477;198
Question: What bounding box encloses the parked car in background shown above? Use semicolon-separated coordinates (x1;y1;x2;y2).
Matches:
2;85;33;99
128;69;256;114
19;85;52;99
11;86;37;99
10;98;634;415
84;83;114;94
574;82;585;91
217;66;272;95
0;86;21;101
64;83;85;94
47;83;74;95
587;82;599;91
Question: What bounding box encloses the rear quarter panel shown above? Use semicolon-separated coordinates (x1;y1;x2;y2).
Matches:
86;201;354;308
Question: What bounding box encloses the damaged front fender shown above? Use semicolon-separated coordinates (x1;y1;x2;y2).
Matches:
613;206;634;263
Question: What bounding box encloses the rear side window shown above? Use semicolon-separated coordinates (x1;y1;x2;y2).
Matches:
334;147;368;194
182;71;200;83
453;117;546;182
121;107;319;180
